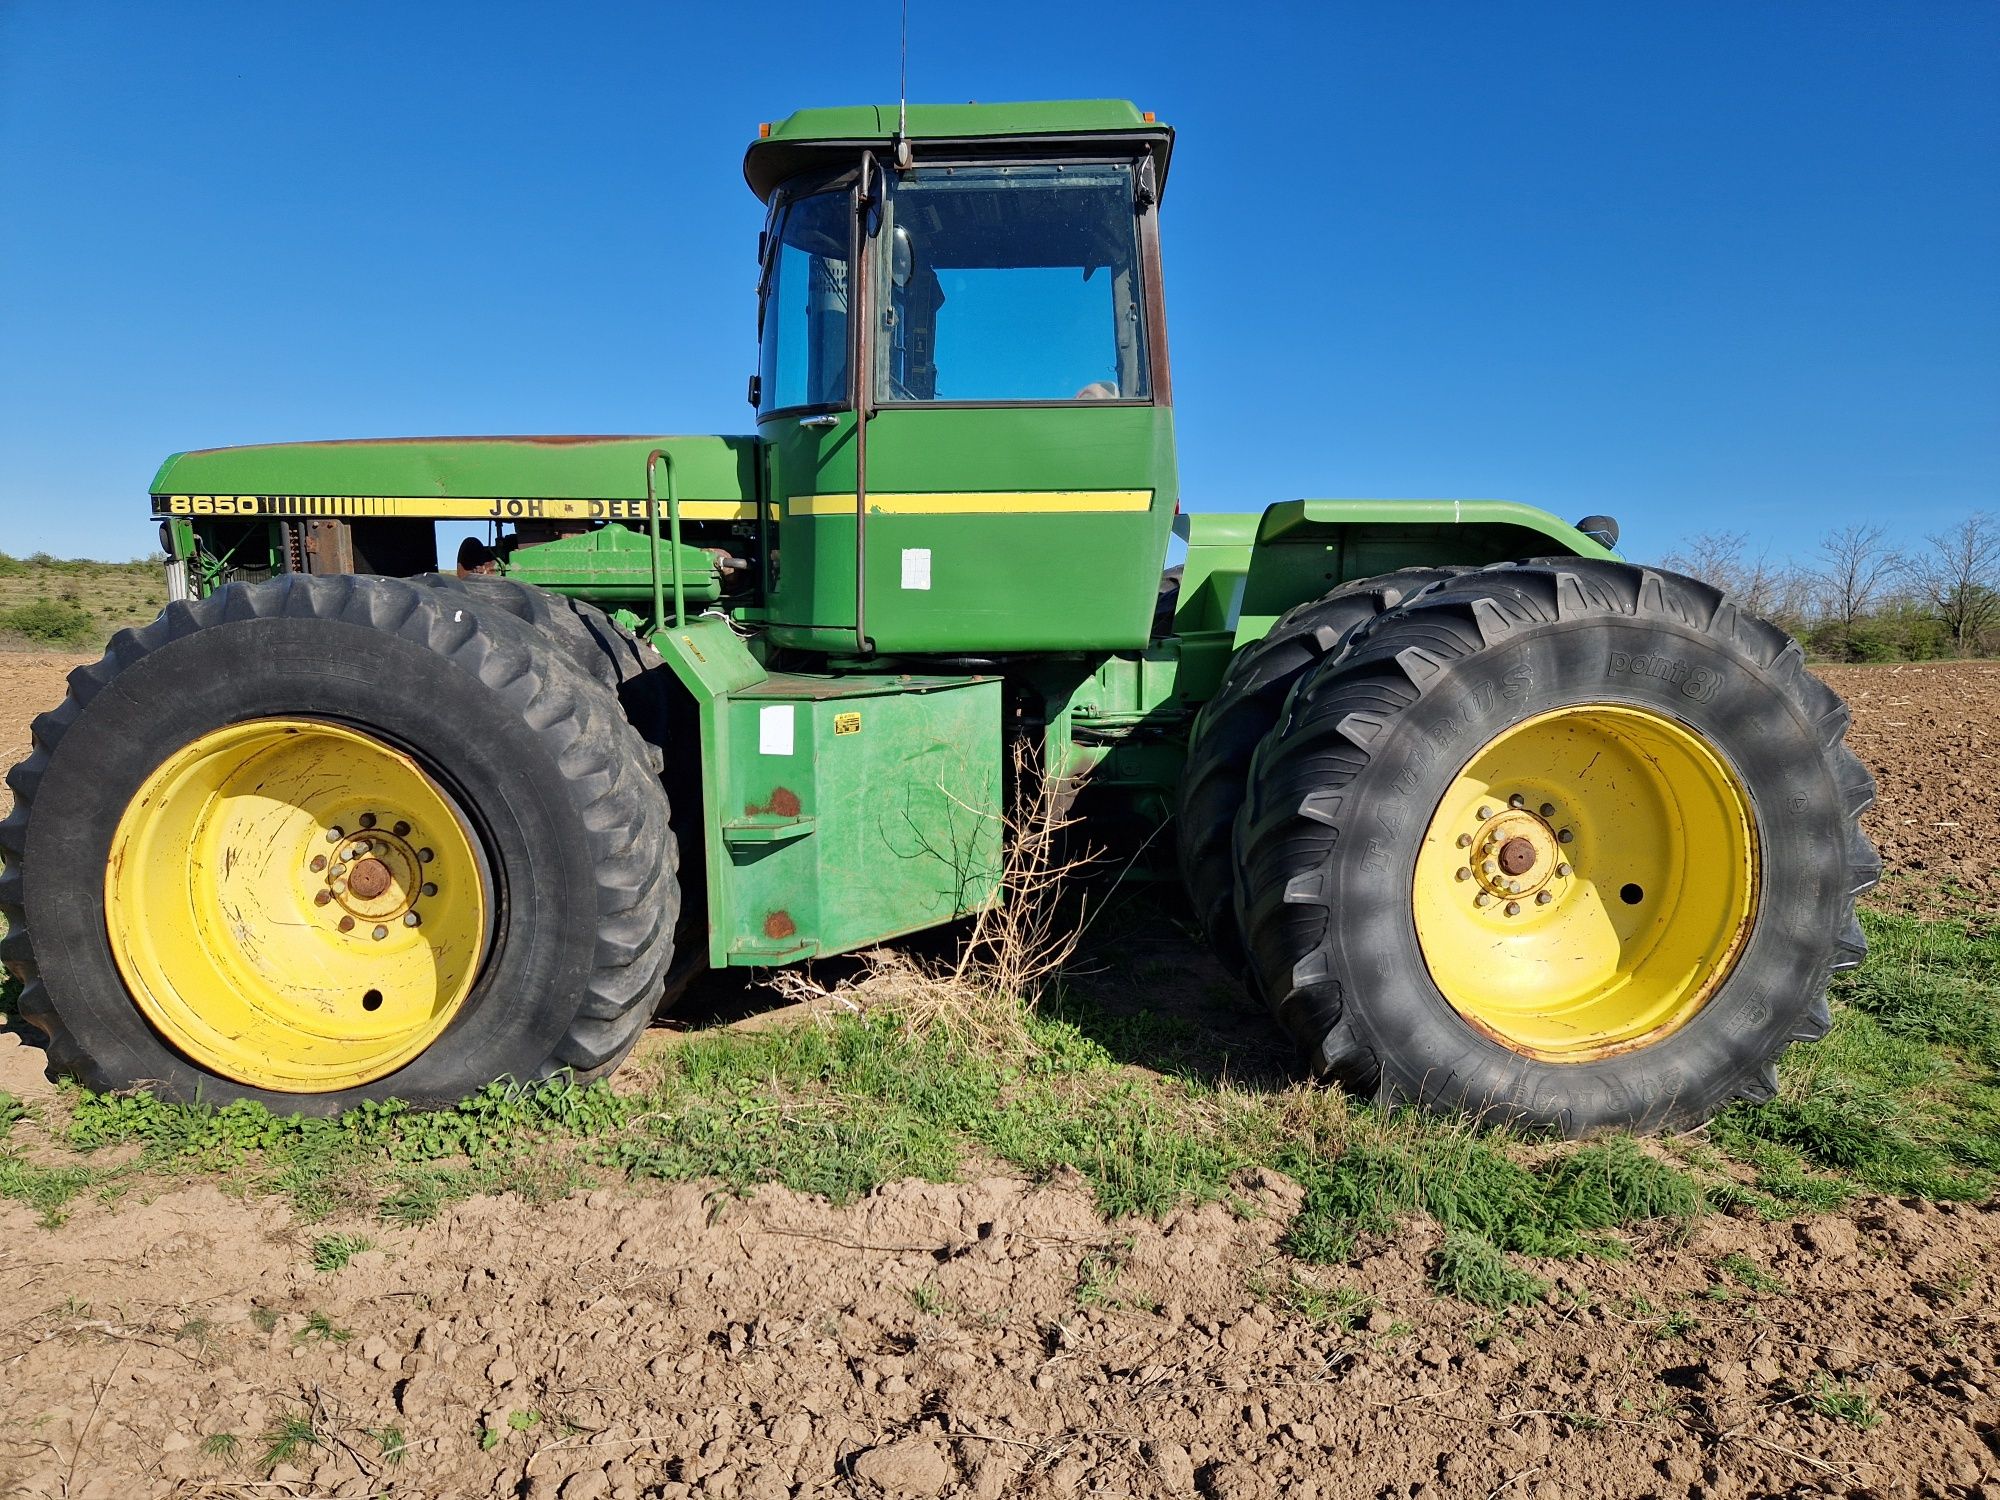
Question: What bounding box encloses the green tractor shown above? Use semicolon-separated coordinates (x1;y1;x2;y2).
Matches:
1;101;1876;1134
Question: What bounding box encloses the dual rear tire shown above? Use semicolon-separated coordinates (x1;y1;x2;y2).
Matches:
1181;559;1879;1135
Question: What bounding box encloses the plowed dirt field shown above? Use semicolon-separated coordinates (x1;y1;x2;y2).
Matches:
1;650;1996;1500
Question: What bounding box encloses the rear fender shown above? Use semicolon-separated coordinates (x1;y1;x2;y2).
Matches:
1177;500;1618;648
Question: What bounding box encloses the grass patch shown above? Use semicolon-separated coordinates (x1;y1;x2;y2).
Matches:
1280;1125;1696;1266
1711;909;2000;1202
0;551;165;646
1429;1230;1549;1310
1797;1371;1881;1429
308;1233;373;1272
258;1411;321;1470
0;904;1989;1320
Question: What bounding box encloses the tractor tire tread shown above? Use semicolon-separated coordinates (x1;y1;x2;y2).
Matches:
0;572;677;1106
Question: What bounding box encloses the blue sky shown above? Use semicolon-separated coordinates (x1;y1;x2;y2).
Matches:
1;0;1994;563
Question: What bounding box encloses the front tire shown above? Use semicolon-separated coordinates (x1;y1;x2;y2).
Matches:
0;573;677;1112
1236;560;1879;1135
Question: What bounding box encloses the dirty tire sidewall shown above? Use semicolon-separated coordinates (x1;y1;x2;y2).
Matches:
1236;562;1877;1134
2;575;676;1113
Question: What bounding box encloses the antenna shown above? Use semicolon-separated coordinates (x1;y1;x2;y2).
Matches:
894;0;913;169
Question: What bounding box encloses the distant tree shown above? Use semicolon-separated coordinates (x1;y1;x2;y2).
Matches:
1915;514;2000;655
1659;530;1800;623
1810;523;1906;660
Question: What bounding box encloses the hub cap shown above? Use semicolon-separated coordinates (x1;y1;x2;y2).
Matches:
1411;705;1760;1060
105;719;490;1091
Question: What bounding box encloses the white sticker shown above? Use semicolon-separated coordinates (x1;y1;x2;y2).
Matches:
900;547;932;590
758;704;795;756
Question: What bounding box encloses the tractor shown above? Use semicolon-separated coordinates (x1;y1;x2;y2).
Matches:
0;101;1877;1134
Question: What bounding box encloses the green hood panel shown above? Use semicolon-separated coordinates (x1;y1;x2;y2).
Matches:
150;435;759;515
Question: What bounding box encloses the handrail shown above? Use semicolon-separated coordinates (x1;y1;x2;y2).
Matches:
643;447;687;631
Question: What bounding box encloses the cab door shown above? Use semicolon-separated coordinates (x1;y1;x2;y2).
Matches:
755;177;867;653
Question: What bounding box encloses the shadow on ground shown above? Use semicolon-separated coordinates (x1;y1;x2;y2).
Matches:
654;881;1303;1094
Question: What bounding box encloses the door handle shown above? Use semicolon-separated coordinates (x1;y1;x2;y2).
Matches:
797;413;839;429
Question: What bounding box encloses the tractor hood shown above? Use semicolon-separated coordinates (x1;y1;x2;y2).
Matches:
149;435;761;525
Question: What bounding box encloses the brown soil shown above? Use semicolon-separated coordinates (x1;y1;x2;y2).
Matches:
1;1020;1994;1500
0;651;92;823
1815;662;2000;920
2;653;1998;1498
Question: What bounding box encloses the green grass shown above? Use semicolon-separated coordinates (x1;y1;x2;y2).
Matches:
1798;1371;1881;1429
297;1310;352;1344
1;904;1991;1314
1429;1230;1551;1310
309;1232;373;1272
1710;909;2000;1203
0;551;166;646
258;1412;321;1470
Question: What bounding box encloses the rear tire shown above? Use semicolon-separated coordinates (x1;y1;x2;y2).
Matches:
1236;560;1878;1135
0;573;677;1112
1177;569;1461;970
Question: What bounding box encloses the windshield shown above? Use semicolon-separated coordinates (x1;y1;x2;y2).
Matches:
758;189;851;413
877;162;1149;404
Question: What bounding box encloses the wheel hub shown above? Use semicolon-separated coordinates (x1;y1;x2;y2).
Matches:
1411;704;1760;1061
105;718;491;1091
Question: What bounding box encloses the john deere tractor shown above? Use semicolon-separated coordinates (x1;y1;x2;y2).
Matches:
0;101;1877;1133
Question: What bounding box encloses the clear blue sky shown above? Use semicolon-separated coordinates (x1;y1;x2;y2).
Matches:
1;0;1994;563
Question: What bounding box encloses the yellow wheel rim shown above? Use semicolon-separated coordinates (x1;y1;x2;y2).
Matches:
1411;705;1759;1061
105;719;490;1091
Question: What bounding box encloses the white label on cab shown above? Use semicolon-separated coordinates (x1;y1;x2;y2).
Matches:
758;704;795;756
901;548;932;590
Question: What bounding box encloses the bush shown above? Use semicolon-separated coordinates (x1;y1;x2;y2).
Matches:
0;597;95;646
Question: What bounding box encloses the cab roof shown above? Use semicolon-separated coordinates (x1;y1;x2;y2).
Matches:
743;99;1174;201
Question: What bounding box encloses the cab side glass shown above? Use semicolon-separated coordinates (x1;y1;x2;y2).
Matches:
759;190;851;413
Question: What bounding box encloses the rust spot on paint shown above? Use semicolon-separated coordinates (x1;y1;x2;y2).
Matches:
744;787;802;819
763;910;797;940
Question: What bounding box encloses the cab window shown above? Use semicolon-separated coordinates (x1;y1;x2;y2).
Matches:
877;162;1149;404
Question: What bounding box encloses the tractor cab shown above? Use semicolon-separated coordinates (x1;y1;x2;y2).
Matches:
741;102;1179;656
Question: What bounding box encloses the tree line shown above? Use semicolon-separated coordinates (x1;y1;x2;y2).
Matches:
1656;513;1999;662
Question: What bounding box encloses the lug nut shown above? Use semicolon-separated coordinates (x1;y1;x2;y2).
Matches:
421;882;437;898
1535;891;1553;906
1504;901;1520;916
393;820;410;837
1539;803;1555;818
325;827;344;843
1508;793;1525;810
418;848;434;863
372;925;388;941
1477;806;1493;821
310;855;327;872
1557;829;1574;844
1474;892;1493;907
360;813;377;828
330;862;346;879
1556;862;1572;878
1455;833;1472;848
403;911;421;927
338;916;355;932
313;890;332;906
1454;867;1471;882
